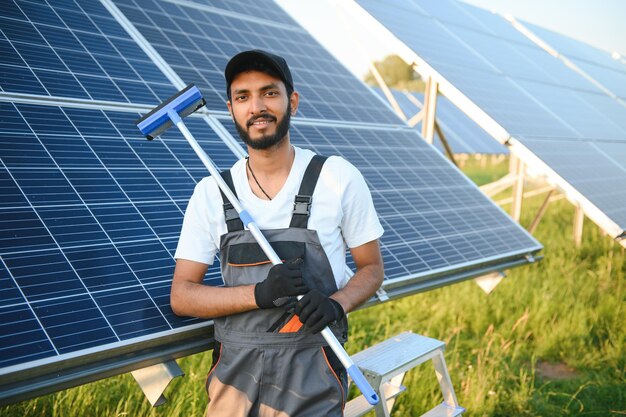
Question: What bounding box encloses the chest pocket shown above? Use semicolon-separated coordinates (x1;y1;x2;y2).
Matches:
227;241;305;267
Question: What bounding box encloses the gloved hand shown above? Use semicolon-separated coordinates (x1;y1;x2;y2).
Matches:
254;258;307;309
295;289;345;334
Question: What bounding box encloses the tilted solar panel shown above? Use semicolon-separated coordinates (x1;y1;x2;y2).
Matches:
1;0;542;405
352;0;626;238
0;0;177;103
0;101;236;378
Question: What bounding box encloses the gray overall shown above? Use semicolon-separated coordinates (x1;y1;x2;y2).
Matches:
205;155;349;417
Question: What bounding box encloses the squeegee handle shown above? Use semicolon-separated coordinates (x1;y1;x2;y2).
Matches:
171;115;378;405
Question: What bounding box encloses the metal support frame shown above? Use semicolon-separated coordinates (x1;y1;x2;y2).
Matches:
370;62;407;121
403;91;425;127
131;360;184;406
474;271;505;294
421;77;439;144
527;189;555;234
573;205;585;247
434;120;458;166
480;173;517;197
510;154;525;222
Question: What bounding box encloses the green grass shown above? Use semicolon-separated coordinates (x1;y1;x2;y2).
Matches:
2;156;624;416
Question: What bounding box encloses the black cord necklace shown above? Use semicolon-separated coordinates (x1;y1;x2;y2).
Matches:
246;157;272;200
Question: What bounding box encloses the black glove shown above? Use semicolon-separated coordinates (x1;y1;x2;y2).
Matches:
254;258;307;309
295;289;345;334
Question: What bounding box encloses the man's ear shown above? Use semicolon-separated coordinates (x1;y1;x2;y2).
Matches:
226;100;233;116
289;91;299;116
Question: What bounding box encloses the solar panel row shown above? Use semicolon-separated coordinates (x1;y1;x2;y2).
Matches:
354;0;626;236
0;0;540;403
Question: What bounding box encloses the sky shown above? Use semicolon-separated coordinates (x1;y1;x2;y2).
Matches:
276;0;626;79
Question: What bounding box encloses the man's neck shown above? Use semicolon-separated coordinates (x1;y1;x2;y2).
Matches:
247;136;294;177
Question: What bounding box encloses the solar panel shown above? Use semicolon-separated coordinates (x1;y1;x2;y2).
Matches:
352;0;626;238
0;101;237;372
111;0;402;125
372;87;507;154
1;0;542;405
0;0;177;103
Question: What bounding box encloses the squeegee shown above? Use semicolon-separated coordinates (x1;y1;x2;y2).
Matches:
135;84;379;405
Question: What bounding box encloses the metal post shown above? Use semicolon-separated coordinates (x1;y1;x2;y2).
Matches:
574;205;584;247
370;62;407;121
421;77;438;144
432;351;461;409
510;154;524;222
528;189;555;234
434;121;458;166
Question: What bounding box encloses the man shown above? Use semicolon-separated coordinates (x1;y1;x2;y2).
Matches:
171;49;384;416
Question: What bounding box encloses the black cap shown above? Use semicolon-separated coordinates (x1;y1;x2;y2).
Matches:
224;50;294;99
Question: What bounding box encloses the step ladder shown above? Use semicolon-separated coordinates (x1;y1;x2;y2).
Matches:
345;332;464;417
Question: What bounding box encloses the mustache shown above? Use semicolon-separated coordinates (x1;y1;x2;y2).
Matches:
246;115;277;127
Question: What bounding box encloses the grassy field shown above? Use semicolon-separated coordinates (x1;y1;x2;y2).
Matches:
2;156;624;416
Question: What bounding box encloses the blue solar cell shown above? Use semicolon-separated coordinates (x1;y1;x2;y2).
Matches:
91;287;170;339
0;262;24;307
37;206;109;247
31;294;118;354
0;63;49;95
0;304;56;368
4;249;86;301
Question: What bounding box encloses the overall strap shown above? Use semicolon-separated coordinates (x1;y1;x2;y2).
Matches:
290;154;328;228
219;170;244;232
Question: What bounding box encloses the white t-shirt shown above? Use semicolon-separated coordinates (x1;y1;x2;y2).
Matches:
174;146;384;289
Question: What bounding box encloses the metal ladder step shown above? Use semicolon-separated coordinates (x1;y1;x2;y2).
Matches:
345;332;464;417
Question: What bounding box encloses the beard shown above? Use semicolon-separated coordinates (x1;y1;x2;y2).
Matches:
234;104;292;150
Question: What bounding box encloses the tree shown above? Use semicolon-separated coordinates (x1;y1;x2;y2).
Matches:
363;54;425;92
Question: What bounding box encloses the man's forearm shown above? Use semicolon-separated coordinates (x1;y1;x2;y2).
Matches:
170;280;258;318
330;263;384;314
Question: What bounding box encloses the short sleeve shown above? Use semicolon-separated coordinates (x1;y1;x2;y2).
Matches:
174;177;220;265
339;159;384;248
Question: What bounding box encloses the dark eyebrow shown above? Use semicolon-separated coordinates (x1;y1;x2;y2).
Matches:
259;83;280;91
232;83;280;96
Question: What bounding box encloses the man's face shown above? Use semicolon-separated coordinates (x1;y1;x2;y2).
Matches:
227;70;298;150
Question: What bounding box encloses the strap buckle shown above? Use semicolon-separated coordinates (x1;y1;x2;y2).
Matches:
223;203;239;222
292;195;312;216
